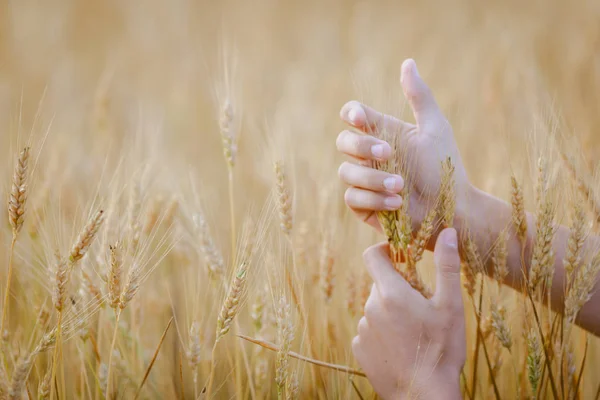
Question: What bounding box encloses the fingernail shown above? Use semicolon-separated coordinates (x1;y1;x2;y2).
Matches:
383;176;403;192
443;228;458;249
371;144;384;158
371;143;391;159
348;105;366;125
384;196;402;210
383;177;396;191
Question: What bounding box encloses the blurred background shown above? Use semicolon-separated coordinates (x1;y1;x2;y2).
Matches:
1;0;599;398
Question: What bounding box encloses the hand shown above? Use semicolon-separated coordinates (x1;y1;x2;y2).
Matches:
352;228;466;400
337;59;472;235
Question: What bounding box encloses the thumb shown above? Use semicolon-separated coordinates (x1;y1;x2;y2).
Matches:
363;243;412;299
400;59;444;131
433;228;463;309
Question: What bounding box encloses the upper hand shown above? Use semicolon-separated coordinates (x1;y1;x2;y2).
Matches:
337;59;471;234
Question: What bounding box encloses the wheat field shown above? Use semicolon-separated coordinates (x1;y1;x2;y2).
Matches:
0;0;600;398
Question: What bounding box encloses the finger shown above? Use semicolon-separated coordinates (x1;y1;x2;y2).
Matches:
363;243;412;297
432;228;463;310
400;59;445;131
338;162;404;193
351;335;364;364
345;187;402;212
357;316;369;337
336;130;392;161
340;100;408;135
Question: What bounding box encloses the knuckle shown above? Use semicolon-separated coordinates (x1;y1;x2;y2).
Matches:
362;245;377;265
351;136;363;154
379;289;398;308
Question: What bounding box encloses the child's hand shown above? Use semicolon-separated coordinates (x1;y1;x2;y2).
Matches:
337;59;471;233
352;228;465;400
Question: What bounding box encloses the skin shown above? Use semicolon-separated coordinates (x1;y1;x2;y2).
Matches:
354;228;465;400
338;58;600;398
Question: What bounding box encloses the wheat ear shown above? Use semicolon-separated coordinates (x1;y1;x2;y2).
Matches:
276;296;294;400
439;157;456;228
564;202;588;291
526;328;542;397
52;254;69;312
215;262;249;342
69;210;104;264
193;212;225;279
1;146;30;338
510;175;528;246
107;242;122;310
8;146;30;235
219;99;236;169
274;160;293;236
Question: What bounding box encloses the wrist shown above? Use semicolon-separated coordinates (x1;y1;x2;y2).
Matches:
408;369;462;400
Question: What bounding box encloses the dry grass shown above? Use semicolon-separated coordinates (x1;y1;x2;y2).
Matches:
0;0;600;399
